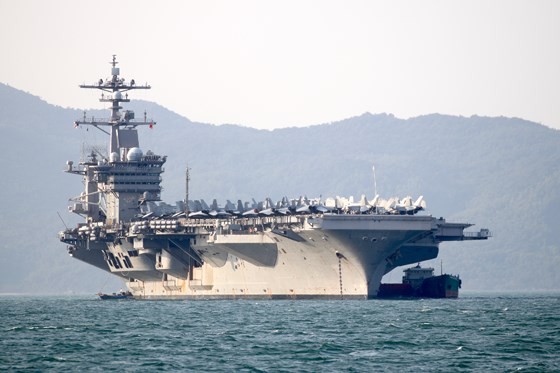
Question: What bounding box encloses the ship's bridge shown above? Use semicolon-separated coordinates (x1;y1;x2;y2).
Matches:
94;156;165;195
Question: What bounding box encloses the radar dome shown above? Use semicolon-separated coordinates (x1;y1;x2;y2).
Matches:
109;152;119;162
114;91;122;100
127;147;143;162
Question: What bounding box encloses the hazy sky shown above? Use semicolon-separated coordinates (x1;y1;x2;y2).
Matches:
1;0;558;130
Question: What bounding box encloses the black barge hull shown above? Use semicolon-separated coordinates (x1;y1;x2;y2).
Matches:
378;274;461;298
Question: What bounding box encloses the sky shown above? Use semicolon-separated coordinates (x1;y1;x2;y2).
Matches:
1;0;559;130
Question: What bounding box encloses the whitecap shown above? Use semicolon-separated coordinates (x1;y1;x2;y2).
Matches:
350;350;378;357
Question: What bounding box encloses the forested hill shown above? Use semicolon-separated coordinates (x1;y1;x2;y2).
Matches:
1;82;559;293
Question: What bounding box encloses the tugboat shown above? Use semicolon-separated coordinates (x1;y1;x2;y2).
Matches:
97;290;134;300
377;264;462;298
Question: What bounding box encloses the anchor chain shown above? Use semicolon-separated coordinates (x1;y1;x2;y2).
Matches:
336;251;344;299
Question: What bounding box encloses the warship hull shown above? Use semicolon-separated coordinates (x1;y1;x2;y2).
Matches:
64;214;479;300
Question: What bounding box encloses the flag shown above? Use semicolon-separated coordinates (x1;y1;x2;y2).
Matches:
73;121;79;128
149;121;153;129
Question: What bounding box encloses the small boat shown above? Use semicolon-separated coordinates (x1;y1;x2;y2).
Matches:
97;291;133;300
378;264;461;298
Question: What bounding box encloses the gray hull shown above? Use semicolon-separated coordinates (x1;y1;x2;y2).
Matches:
65;214;484;299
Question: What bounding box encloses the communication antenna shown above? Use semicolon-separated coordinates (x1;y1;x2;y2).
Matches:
185;164;191;213
57;211;68;229
372;164;378;197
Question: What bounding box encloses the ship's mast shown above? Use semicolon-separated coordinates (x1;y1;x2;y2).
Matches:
185;165;191;213
75;55;155;155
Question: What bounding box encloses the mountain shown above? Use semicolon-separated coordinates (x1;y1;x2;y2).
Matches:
1;82;559;293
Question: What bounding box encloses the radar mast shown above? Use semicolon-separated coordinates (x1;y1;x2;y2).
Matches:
75;55;155;155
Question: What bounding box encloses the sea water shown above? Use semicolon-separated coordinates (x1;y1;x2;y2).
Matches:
1;293;559;372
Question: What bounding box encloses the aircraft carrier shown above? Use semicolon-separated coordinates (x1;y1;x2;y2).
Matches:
59;56;490;299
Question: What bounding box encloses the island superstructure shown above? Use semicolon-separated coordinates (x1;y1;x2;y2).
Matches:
59;56;490;299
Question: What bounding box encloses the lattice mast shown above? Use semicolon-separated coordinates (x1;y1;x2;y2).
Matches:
75;54;155;154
